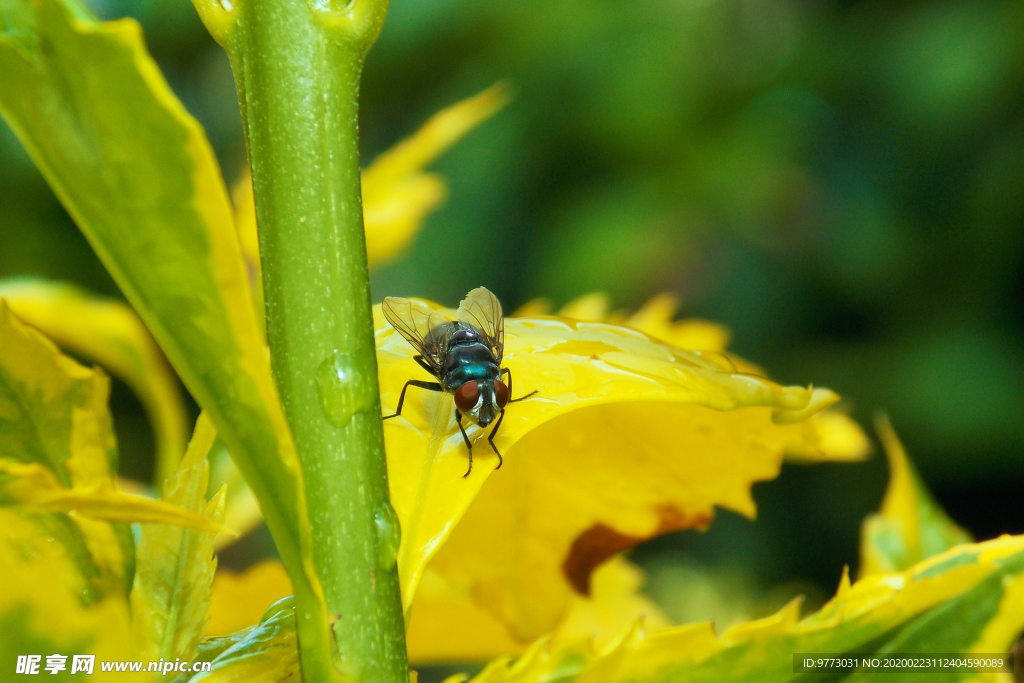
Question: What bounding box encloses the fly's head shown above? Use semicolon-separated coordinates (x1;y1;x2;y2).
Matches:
454;378;510;426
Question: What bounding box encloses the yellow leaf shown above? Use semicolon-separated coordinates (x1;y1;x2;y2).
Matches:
613;293;868;461
361;171;446;270
132;413;225;662
509;299;552;318
517;293;731;359
0;279;189;486
361;83;509;265
518;292;870;464
859;415;972;577
407;557;668;664
782;407;871;463
616;293;732;354
550;293;612;322
552;557;671;650
206;560;294;637
406;567;525;664
377;297;859;642
232;84;509;285
0;509;145;682
205;288;866;642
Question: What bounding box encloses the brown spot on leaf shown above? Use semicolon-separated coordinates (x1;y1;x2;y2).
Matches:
561;507;713;595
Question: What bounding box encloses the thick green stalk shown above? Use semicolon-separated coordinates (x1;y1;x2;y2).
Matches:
227;1;405;681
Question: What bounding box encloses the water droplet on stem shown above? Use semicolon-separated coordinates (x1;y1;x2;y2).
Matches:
374;501;401;570
316;351;375;428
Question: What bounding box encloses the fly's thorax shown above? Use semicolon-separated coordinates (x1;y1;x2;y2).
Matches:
448;324;481;345
441;341;499;385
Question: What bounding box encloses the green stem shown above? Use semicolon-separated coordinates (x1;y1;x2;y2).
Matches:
226;1;405;681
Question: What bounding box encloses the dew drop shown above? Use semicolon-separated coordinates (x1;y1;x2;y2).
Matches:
316;351;375;428
374;501;401;570
218;0;233;10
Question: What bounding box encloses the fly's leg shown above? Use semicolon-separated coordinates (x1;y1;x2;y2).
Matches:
488;409;506;470
383;379;443;420
413;355;435;375
501;367;538;403
456;410;473;478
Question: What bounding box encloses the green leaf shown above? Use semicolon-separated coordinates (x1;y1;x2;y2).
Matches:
0;0;323;629
0;278;189;487
173;597;300;683
859;415;972;577
132;414;225;663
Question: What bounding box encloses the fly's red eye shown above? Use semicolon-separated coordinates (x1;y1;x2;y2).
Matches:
454;381;480;412
493;379;509;408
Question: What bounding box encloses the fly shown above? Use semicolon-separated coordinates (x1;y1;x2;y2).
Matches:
382;286;536;478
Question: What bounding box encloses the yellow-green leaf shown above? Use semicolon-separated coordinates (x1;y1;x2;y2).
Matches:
0;459;225;532
0;299;106;480
0;0;322;628
0;302;220;531
859;415;972;577
376;297;865;641
0;278;190;486
455;535;1024;683
185;536;1024;683
132;414;225;663
0;509;144;682
0;300;135;597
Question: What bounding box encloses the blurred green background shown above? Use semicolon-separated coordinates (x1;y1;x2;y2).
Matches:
3;0;1024;644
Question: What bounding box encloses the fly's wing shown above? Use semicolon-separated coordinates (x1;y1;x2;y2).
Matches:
381;297;449;375
457;286;504;362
